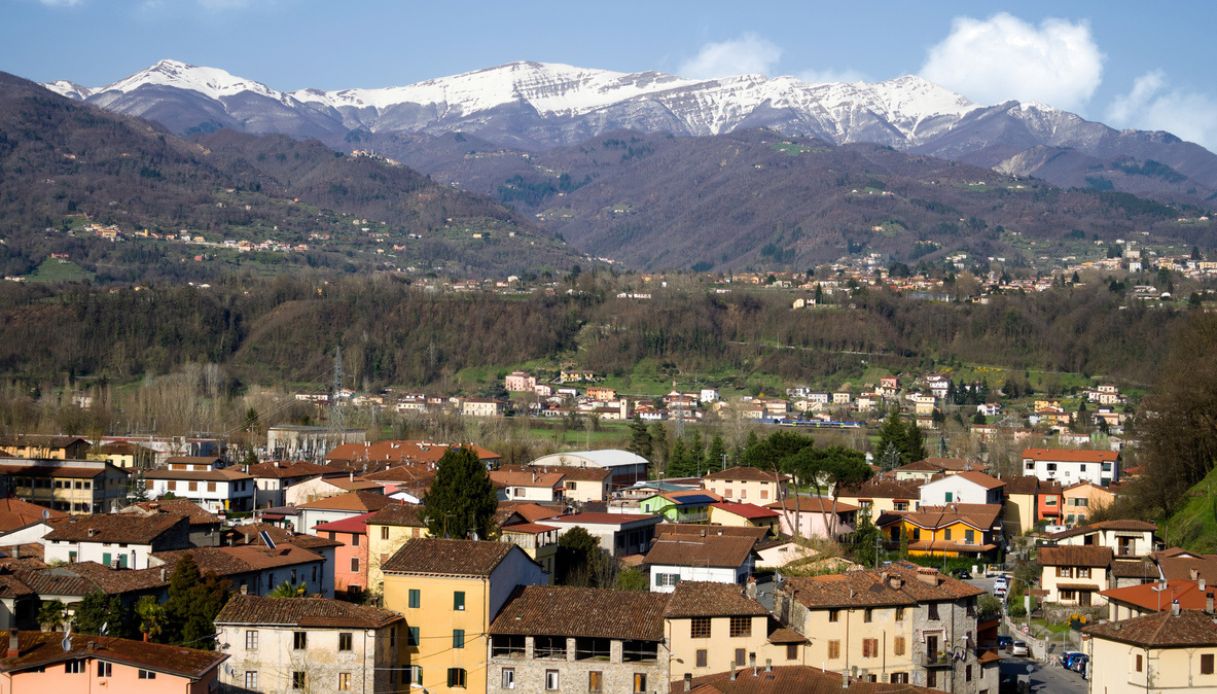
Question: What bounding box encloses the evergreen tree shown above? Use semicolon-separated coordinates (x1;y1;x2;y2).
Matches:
648;422;669;473
37;600;67;632
876;411;907;469
421;447;499;540
852;514;882;567
687;430;705;475
668;436;690;477
902;419;926;464
73;591;126;637
706;434;727;472
161;554;230;648
555;527;610;587
627;417;652;460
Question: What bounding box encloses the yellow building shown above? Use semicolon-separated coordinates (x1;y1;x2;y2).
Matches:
0;435;90;460
0;458;128;514
835;478;924;523
365;503;429;596
665;581;806;681
707;502;780;535
880;503;1002;558
88;441;156;469
702;466;788;504
1062;481;1118;527
1085;609;1217;692
1038;545;1112;606
382;539;546;693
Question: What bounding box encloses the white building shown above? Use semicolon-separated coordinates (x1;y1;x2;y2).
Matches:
215;594;405;694
642;534;756;592
1022;448;1119;486
142;467;255;513
529;449;650;489
42;513;191;569
247;461;332;509
918;471;1006;506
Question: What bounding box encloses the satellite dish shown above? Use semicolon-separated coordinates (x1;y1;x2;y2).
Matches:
61;636;71;652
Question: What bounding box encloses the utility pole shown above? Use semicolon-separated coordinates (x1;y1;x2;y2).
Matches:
328;345;345;458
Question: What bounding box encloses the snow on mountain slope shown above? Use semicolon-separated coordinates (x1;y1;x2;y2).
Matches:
44;80;94;100
91;59;289;103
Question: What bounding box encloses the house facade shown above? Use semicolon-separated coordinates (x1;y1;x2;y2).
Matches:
766;497;857;541
1038;545;1112;606
643;534;756;593
142;468;254;514
0;459;128;515
918;472;1004;506
702;467;787;504
1022;447;1119;486
1085;609;1217;693
42;514;191;569
364;503;428;596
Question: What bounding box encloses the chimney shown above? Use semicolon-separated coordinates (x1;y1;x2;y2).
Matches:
1208;593;1215;615
765;658;772;673
6;631;17;658
1202;578;1208;591
1172;599;1182;616
159;568;167;582
729;665;737;681
1192;569;1201;581
750;652;757;676
683;673;692;692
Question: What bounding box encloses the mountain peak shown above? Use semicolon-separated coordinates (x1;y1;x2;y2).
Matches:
98;59;283;102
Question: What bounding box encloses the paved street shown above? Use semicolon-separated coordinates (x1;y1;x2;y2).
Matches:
1000;657;1087;694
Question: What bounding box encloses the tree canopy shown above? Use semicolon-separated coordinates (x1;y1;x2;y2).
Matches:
421;447;499;540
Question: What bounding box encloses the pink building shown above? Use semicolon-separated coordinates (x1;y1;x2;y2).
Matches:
766;496;859;541
0;630;225;693
314;512;372;599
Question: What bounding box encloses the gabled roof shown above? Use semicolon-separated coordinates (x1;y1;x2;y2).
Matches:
490;585;669;641
1004;476;1062;495
1022;447;1118;463
765;497;858;514
1085;609;1217;648
313;512;375;535
643;534;757;569
889;503;1002;531
0;631;226;680
489;469;565;489
836;478;923;500
126;499;221;528
143;468;251;481
216;594;402;629
548;512;658;526
364;502;425;528
1037;545;1113;568
656;524;770;540
1049;519;1157;540
664;581;769;618
0;498;64;533
705;466;781;483
245;461;333;479
711;502;780;520
44;513;186;545
785;563;982;609
498;502;564;523
296;491;393;513
381;538;518;577
152;544;324;575
950;471;1006;490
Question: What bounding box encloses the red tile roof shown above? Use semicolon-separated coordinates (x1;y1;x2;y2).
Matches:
952;471;1006;490
364;502;425;528
1101;580;1217;612
1037;545;1113;568
0;498;64;533
1085;609;1217;647
45;513;187;545
643;534;757;569
0;631;225;680
550;512;658;525
656;524;770;540
1022;447;1118;463
216;594;402;629
313;512;375;535
765;497;859;513
381;538;519;577
296;491;393;512
711;502;780;520
664;581;768;618
499;523;559;535
127;499;221;528
785;563;983;609
490;585;669;641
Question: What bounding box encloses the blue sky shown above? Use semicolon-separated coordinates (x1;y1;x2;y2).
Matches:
4;0;1217;147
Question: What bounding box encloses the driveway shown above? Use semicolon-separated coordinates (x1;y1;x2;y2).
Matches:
999;657;1087;694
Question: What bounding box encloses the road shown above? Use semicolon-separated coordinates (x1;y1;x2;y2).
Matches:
1000;657;1088;694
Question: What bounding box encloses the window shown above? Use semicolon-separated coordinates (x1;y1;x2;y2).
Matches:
293;671;306;689
696;649;708;667
207;481;216;492
927;670;937;688
633;673;647;693
944;528;953;541
786;643;798;660
828;609;840;623
408;588;421;608
1057;566;1073;578
965;529;976;544
453;629;465;649
501;668;515;689
734;649;746;666
339;632;353;651
729;616;752;637
1077;567;1092;578
894;636;906;656
691;617;711;638
409;666;423;686
244;671;258;689
390;626;397;648
381;526;390;540
966;665;973;682
863;638;878;658
188;481;198;492
895;607;905;621
1060;589;1077;601
97;662;112;677
545;669;560;690
293;631;307;649
890;673;909;684
338;673;352;691
352;534;360;547
828;640;841;659
1136;654;1144;672
588;670;604;692
454;591;466;611
1205;654;1215;675
945;492;953;502
724;488;733;498
64;660;85;674
245;629;259;650
408;627;419;646
928;603;940;620
864;608;874;623
655;573;680;588
139;670;157;680
446;668;467;688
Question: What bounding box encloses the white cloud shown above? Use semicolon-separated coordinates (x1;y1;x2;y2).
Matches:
679;33;782;80
1107;71;1217;151
797;68;868;85
920;13;1103;112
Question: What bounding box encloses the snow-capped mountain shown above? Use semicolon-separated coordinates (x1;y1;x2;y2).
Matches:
46;59;1217;202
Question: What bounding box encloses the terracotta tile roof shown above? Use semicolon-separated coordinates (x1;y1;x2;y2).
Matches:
836;478;922;500
359;464;436;483
326;440;500;466
489;585;668;641
1038;545;1113;568
364;502;425;528
952;471;1006;490
664;581;769;618
680;665;935;693
894;503;1002;531
765;497;858;513
296;491;393;512
785;563;982;609
656;524;770;540
127;499;221;527
497;502;564;523
227;523;294;545
705;466;781;483
0;462;115;479
0;498;64;533
1109;558;1158;579
1100;580;1217;611
328;478;384;492
246;461;332;479
0;631;226;680
0;435;87;450
643;534;757;569
1049;519;1157;540
500;523;559;535
711;502;780;520
766;627;809;644
216;594;402;629
313;512;374;535
489;469;565;489
1084;609;1217;647
905;541;997;554
381;538;518;577
1022;447;1118;463
65;562;170;594
550;512;658;526
1004;476;1063;495
152;544;323;576
1158;554;1217;582
44;513;187;545
143;468;251;481
165;456;223;466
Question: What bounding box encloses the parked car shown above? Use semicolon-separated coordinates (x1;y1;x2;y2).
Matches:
1059;651;1086;670
1071;654;1089;677
952;568;973;579
997;635;1013;651
1010;640;1030;657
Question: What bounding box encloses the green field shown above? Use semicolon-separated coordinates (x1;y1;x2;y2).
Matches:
27;258;94;283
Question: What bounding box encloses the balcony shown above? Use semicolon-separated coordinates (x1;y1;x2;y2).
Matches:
923;653;954;668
